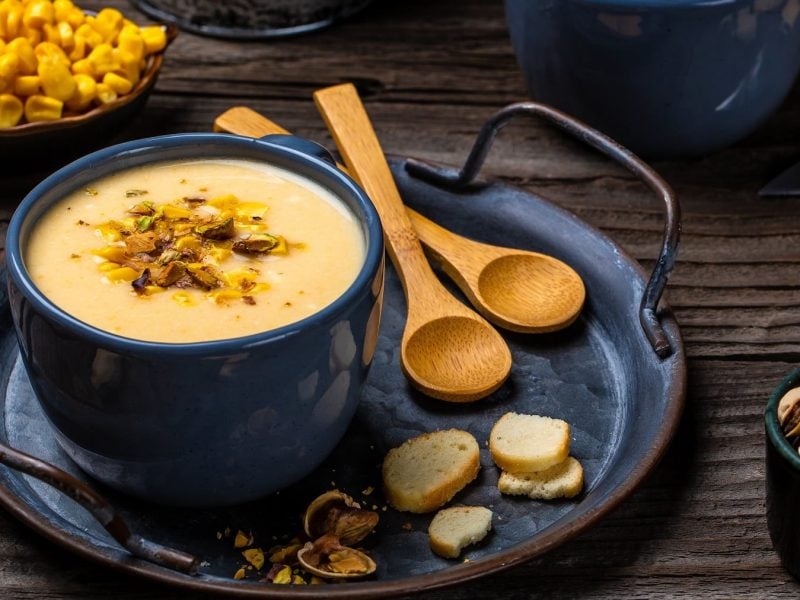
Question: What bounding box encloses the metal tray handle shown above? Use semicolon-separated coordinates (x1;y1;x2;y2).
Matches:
405;102;680;358
0;441;199;574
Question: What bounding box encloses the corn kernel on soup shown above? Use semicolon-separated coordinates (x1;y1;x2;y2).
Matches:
24;158;366;343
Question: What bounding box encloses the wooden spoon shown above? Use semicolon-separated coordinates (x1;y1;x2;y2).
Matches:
214;107;585;333
313;84;512;402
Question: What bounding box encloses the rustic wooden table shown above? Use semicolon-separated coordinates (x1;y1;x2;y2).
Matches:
2;0;800;597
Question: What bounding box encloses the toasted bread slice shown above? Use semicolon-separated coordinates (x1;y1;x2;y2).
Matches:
428;506;493;558
498;456;583;499
382;429;480;513
489;412;570;473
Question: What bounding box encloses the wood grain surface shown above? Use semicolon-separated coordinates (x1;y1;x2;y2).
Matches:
1;0;800;597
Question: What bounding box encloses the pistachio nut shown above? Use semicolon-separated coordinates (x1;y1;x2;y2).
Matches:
778;388;800;449
303;490;379;546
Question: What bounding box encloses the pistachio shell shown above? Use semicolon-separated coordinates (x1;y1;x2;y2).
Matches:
297;540;376;580
303;490;379;546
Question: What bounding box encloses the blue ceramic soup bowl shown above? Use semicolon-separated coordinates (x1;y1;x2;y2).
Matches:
5;133;384;507
505;0;800;157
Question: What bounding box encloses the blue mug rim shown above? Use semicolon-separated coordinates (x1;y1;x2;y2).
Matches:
569;0;745;8
765;368;800;470
5;132;384;357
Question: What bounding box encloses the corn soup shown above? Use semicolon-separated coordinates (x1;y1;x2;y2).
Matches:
25;158;365;342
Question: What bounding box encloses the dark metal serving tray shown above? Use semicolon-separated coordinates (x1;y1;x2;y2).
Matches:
0;105;687;597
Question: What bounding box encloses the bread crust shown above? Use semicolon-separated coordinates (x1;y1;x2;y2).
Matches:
428;506;493;559
489;412;570;472
498;456;584;499
382;429;480;513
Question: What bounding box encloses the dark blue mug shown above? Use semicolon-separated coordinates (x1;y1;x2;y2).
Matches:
505;0;800;157
5;133;384;507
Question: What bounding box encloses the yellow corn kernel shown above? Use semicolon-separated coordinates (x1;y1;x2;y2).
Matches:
19;22;41;45
13;75;39;96
232;568;246;581
112;48;139;87
93;7;123;42
24;94;62;121
94;82;116;104
23;0;54;29
235;201;268;219
38;60;75;101
140;25;166;54
87;43;118;75
0;39;4;54
269;235;288;255
4;1;23;39
0;53;20;85
70;57;93;77
161;205;191;219
207;194;239;210
120;216;138;231
7;38;37;74
209;289;242;304
35;41;69;67
172;291;196;306
97;261;120;272
116;29;143;62
64;5;83;29
75;23;102;48
102;71;131;95
92;246;127;262
208;247;231;263
57;21;73;50
249;283;270;294
0;93;23;128
68;33;85;61
175;236;201;251
143;285;164;296
223;269;256;288
53;0;75;23
42;22;60;45
105;266;139;282
96;222;122;242
65;72;94;111
172;222;194;236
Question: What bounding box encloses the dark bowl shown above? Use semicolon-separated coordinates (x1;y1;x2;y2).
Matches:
765;368;800;579
5;132;385;507
0;23;177;169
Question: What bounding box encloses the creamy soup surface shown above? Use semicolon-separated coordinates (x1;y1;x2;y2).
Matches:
26;159;365;343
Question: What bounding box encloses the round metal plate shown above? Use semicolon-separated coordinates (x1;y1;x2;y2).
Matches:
0;157;686;597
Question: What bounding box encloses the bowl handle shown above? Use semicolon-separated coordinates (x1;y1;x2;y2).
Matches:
404;102;680;359
0;441;199;574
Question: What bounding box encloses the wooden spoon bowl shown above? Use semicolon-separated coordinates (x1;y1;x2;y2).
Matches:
313;84;512;402
407;209;585;333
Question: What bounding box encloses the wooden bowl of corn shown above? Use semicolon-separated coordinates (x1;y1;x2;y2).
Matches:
0;0;176;164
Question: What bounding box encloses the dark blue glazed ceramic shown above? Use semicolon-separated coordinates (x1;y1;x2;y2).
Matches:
5;133;384;507
766;368;800;580
505;0;800;157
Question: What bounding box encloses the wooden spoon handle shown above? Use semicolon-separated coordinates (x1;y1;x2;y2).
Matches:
214;106;471;267
213;106;288;136
312;84;442;305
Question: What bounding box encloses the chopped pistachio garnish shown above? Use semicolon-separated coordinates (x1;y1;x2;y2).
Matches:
91;193;296;305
